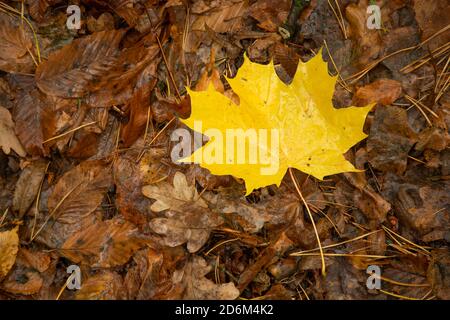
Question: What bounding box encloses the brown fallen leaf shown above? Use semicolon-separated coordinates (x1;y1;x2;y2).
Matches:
0;12;34;73
125;246;187;300
171;256;240;300
142;171;207;212
13;159;47;218
27;0;62;22
413;0;450;50
238;232;294;293
382;267;430;299
35;29;126;98
121;81;155;148
75;270;126;300
17;247;51;273
0;226;19;278
428;249;450;300
319;257;370;300
381;171;449;241
36;161;112;248
334;173;391;225
124;247;164;300
248;0;290;33
61;216;147;268
190;0;248;34
13;87;56;156
36;29;160;109
353;79;403;107
114;142;158;227
367;106;418;174
345;0;382;66
87;12;115;33
1;270;43;296
47;160;112;226
202;189;273;234
150;203;223;253
0;106;26;157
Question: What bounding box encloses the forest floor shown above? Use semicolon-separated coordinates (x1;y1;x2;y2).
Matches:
0;0;449;300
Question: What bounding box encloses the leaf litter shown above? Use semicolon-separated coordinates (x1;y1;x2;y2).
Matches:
0;0;448;301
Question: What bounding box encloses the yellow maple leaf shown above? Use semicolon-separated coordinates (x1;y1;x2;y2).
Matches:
181;51;373;195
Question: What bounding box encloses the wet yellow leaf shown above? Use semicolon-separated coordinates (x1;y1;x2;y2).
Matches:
181;51;373;194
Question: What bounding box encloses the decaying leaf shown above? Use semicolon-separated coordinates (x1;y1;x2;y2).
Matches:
61;216;147;268
353;79;403;107
13;159;47;218
142;172;207;212
1;270;43;295
181;52;373;194
172;256;240;300
36;161;112;249
0;226;19;278
18;247;51;273
75;271;125;300
413;0;450;50
203;190;272;233
13;88;56;156
367;106;418;174
47;161;112;226
428;249;450;300
35;30;125;98
149;203;223;253
0;12;34;73
0;106;26;157
345;0;382;66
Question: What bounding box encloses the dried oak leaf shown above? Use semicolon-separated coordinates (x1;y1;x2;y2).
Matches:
61;216;147;268
142;171;207;212
144;172;221;252
150;203;223;253
171;256;239;300
0;226;19;278
0;12;34;73
181;53;373;195
202;189;272;233
13;159;47;218
0;106;26;157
